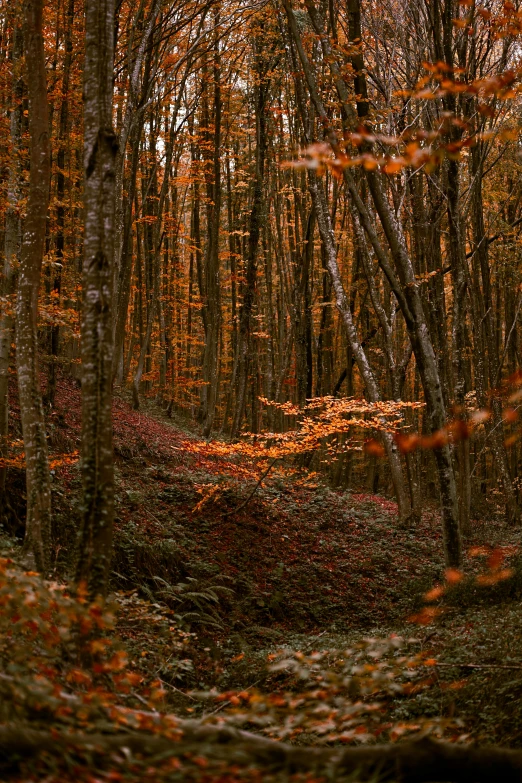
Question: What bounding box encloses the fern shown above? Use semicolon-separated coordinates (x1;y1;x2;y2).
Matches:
148;574;234;629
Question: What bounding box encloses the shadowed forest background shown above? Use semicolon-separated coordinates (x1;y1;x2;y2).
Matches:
2;0;522;780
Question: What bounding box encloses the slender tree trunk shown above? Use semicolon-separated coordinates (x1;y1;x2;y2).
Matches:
132;279;157;410
311;175;413;525
113;120;142;384
0;15;23;511
75;0;117;599
468;141;519;524
201;26;222;437
112;0;162;324
15;0;52;572
45;0;75;408
231;60;270;436
293;208;315;408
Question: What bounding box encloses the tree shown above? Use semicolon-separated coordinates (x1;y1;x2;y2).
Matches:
0;8;23;517
15;0;52;573
280;0;465;565
75;0;118;598
230;18;273;437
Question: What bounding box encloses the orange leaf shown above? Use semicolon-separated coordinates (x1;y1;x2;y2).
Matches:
424;586;444;602
362;156;379;170
469;546;490;557
394;433;420;453
364;439;386;457
477;569;514;586
470;409;491;425
125;671;142;686
408;606;443;625
445;568;463;584
420;430;449;449
383;158;406;174
487;549;504;571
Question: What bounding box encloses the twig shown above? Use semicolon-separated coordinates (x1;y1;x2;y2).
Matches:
222;458;280;517
204;678;263;717
134;692;159;712
159;679;197;701
431;662;522;671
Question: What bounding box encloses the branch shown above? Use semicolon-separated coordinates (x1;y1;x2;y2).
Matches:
1;724;522;781
332;304;402;395
465;215;522;260
434;662;522;671
222;458;280;516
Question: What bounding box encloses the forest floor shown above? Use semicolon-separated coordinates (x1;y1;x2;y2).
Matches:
6;371;522;748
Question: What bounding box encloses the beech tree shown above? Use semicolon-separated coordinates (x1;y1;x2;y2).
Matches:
0;9;22;516
15;0;51;572
75;0;118;597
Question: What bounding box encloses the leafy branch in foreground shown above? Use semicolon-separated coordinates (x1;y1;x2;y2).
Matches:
0;552;521;781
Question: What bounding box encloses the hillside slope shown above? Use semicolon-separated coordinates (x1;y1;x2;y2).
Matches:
4;372;522;746
6;371;516;635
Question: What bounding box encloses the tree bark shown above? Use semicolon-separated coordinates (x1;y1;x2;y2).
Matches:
0;13;23;512
75;0;117;599
15;0;52;573
45;0;75;409
200;23;222;438
230;40;270;436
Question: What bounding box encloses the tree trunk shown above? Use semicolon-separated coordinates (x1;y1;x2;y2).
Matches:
15;0;52;573
45;0;75;408
0;14;23;512
75;0;117;599
470;142;519;525
200;25;222;438
230;47;270;436
112;120;142;385
310;175;413;525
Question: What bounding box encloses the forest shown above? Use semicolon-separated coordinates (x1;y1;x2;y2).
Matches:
2;0;522;779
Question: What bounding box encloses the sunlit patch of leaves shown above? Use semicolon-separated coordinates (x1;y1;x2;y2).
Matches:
189;398;422;461
184;396;424;512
